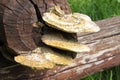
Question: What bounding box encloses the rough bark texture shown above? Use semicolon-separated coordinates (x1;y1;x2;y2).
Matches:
0;0;120;80
0;0;71;54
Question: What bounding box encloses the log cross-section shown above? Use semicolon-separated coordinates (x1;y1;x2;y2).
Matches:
0;0;120;80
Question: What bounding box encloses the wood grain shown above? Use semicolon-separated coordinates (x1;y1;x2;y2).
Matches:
0;16;120;80
0;0;120;80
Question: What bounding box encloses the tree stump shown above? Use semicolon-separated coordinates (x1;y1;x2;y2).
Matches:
0;0;120;80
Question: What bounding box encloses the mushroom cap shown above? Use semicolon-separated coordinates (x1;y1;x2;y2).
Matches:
49;5;65;16
14;47;72;69
41;33;90;52
72;13;100;32
15;53;55;69
41;47;72;65
43;7;100;33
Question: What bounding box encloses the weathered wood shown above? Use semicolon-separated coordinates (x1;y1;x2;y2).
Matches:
0;0;120;80
0;0;72;54
0;1;6;46
0;16;120;80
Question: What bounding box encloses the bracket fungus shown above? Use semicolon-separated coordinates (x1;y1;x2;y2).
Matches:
43;6;100;33
13;5;100;69
41;33;90;52
15;47;72;69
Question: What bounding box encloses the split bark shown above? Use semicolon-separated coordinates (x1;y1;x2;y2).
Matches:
0;0;120;80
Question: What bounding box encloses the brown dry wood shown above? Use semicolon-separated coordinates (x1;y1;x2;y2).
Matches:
0;16;120;80
0;0;72;54
0;0;120;80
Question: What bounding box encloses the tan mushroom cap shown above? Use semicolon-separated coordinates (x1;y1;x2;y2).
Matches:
41;47;72;65
43;7;100;33
15;54;55;69
72;13;100;32
49;5;65;16
41;33;90;53
14;47;72;69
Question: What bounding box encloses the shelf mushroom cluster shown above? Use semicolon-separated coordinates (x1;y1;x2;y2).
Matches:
15;6;100;69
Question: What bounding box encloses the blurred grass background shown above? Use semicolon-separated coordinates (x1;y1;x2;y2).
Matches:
68;0;120;80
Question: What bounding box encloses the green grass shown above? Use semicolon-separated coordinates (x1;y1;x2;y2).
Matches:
68;0;120;21
68;0;120;80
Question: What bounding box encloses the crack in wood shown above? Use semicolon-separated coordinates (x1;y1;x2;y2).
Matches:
0;3;19;17
0;0;120;80
16;0;31;15
43;0;48;12
29;53;120;80
29;0;44;23
93;32;120;41
0;64;19;72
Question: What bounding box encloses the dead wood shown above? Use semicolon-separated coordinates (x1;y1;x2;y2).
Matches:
0;0;120;80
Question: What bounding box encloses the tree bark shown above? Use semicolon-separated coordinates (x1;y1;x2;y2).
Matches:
0;0;72;54
0;0;120;80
